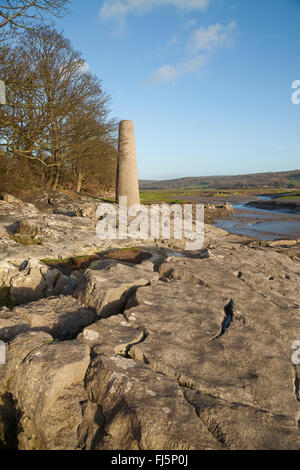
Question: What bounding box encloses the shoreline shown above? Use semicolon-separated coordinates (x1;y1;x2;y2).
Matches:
245;199;300;213
179;193;300;241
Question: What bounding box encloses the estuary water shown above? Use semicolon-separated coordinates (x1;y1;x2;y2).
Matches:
213;197;300;240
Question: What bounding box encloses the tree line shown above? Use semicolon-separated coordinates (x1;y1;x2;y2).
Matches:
0;1;117;194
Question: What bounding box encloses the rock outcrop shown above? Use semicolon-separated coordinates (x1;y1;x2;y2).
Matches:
0;258;76;307
76;259;159;317
12;296;96;340
9;340;91;450
0;191;299;450
0;193;229;263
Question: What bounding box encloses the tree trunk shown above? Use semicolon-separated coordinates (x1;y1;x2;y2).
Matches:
76;171;83;193
46;176;53;189
52;170;59;191
41;163;47;184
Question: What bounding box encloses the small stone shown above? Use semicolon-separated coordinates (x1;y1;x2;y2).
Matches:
83;329;100;341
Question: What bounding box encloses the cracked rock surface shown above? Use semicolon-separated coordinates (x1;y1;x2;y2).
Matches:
76;259;159;317
10;340;91;450
0;195;228;263
0;193;299;450
12;296;96;340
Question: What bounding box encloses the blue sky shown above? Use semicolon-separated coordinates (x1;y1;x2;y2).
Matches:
55;0;300;179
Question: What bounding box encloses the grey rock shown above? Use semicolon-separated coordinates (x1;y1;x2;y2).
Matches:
1;259;75;306
184;389;300;450
0;189;299;450
2;194;23;204
85;354;222;450
128;279;298;407
0;308;30;342
76;260;159;317
10;340;90;450
16;220;48;237
0;330;53;391
79;313;145;356
10;259;47;305
76;203;97;219
120;276;300;447
13;296;96;340
159;244;300;311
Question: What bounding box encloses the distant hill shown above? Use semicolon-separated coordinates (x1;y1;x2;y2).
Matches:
139;170;300;190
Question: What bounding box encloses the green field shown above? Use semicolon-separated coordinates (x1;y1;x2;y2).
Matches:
140;190;195;204
139;187;300;204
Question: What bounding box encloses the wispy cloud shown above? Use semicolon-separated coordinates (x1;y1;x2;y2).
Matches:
146;54;207;84
99;1;239;85
146;21;239;84
183;18;197;29
179;53;207;73
99;0;211;19
187;21;239;53
147;64;179;84
165;35;178;51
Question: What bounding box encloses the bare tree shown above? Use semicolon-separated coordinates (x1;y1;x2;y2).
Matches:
0;0;69;40
0;27;117;192
68;106;117;193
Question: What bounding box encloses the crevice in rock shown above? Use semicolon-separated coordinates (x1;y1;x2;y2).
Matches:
212;299;234;340
182;389;229;449
239;275;292;311
127;345;287;420
115;282;153;320
82;369;143;450
88;284;152;322
18;341;54;369
0;392;21;450
197;414;229;448
123;328;149;358
77;400;106;450
293;366;300;402
2;340;56;403
180;380;292;423
40;267;60;291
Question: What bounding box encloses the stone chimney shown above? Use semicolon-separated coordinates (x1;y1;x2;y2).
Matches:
116;120;140;207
